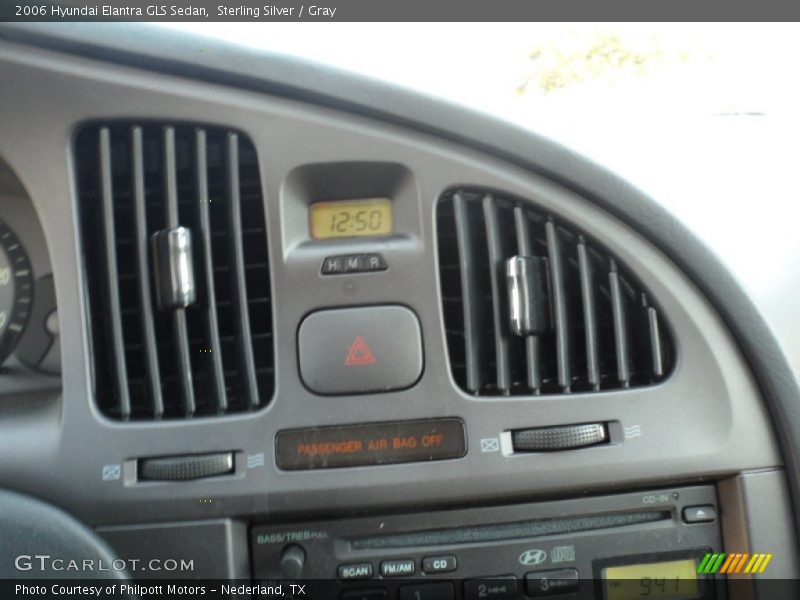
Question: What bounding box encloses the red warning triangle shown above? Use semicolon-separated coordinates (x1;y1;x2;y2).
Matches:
344;335;376;366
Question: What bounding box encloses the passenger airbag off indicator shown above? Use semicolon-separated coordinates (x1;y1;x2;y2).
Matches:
276;419;466;470
298;305;423;394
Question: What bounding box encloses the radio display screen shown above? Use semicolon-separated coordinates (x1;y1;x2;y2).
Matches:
310;198;393;239
602;558;700;600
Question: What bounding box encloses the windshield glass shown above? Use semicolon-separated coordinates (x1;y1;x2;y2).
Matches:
159;22;799;145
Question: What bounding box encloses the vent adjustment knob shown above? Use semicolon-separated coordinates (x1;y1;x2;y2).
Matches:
150;226;196;311
506;255;551;336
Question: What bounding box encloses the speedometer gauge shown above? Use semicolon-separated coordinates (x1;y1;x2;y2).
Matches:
0;220;33;365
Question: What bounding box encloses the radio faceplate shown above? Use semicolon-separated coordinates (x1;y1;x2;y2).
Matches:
251;485;721;598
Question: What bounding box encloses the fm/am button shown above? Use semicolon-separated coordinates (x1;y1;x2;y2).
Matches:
381;559;415;577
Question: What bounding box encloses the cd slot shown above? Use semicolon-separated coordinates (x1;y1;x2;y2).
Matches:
350;510;671;550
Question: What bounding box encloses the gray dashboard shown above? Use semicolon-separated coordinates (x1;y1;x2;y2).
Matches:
0;23;798;584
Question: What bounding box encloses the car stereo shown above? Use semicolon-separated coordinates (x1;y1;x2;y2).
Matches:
251;485;722;599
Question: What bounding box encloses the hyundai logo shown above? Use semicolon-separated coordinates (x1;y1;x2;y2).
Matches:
519;549;548;566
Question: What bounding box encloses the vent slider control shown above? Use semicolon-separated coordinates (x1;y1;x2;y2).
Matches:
511;423;608;452
138;452;233;481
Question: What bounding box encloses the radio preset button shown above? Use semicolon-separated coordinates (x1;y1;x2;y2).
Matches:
463;576;518;600
380;559;415;577
400;583;454;600
422;555;457;574
524;569;579;597
338;562;373;579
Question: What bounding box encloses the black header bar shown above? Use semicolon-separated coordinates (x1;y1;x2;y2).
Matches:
3;0;800;22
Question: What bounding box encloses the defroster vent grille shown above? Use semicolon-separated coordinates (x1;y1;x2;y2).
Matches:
75;123;273;420
437;189;672;396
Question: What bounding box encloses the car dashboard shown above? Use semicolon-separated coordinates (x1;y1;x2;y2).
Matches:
0;23;798;598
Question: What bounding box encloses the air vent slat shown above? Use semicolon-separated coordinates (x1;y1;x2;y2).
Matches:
131;126;164;418
453;192;484;393
195;128;227;412
76;122;273;421
647;306;664;378
437;189;672;396
163;127;196;416
545;220;571;392
482;195;511;393
513;206;541;394
609;260;631;388
577;237;600;391
225;132;259;408
98;127;132;419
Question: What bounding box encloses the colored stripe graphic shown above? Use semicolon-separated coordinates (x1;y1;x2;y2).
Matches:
719;553;736;574
697;554;712;573
758;554;773;573
711;553;726;573
733;553;749;573
708;552;773;575
744;555;760;573
698;553;721;574
699;552;772;574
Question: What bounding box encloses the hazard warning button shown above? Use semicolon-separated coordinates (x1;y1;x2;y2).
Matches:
298;305;423;395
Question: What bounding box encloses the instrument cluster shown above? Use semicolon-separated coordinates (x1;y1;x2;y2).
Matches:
0;161;59;384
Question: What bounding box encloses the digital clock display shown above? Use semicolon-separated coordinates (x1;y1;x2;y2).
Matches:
310;198;393;239
603;559;700;600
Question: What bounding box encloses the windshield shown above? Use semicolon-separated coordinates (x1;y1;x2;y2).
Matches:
160;22;800;145
157;21;800;279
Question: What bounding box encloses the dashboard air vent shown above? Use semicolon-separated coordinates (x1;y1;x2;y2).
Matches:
437;189;671;396
75;123;273;420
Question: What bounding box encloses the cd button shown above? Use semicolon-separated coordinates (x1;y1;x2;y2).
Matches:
422;555;457;574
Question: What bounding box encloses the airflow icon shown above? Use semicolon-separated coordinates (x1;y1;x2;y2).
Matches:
246;453;265;469
624;425;642;439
